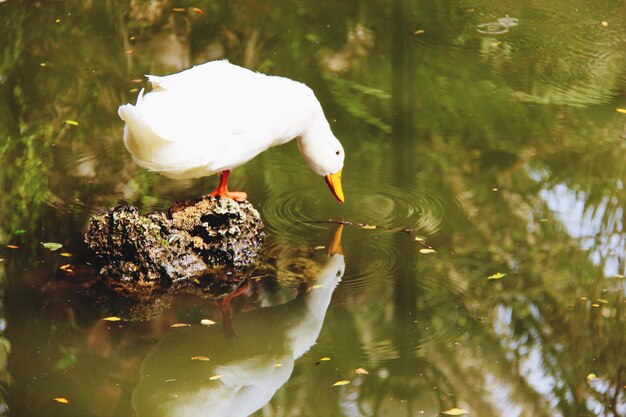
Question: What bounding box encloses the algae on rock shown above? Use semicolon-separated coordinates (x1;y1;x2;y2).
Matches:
85;196;264;285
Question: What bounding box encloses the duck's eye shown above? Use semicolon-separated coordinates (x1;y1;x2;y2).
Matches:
335;150;340;156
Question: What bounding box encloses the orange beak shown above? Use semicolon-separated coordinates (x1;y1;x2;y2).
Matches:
327;224;344;255
324;169;344;203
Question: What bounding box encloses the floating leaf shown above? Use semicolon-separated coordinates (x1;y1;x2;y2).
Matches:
354;368;369;375
190;356;210;361
129;88;138;93
41;242;63;251
419;248;436;254
360;225;377;230
601;21;608;27
6;245;19;249
441;408;469;416
53;397;70;404
314;245;326;250
59;264;73;273
171;7;185;12
14;229;26;235
103;316;122;322
208;374;222;380
275;363;283;367
192;7;205;15
320;357;331;361
591;303;600;307
596;299;609;304
414;29;425;35
60;252;72;257
586;373;597;383
64;120;79;126
170;323;191;328
332;380;350;386
412;236;425;242
130;79;143;84
200;319;216;326
487;272;507;280
617;108;626;114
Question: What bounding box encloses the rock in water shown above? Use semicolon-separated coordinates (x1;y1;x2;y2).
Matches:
85;196;264;284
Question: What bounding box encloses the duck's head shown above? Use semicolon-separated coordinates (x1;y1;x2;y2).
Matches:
297;113;345;203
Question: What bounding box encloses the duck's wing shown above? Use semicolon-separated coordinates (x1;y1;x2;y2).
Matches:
146;60;253;91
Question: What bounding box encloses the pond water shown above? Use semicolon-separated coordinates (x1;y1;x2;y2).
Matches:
0;1;625;416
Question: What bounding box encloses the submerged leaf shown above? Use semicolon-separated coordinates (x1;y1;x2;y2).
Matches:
441;408;469;416
332;380;350;386
354;368;369;375
53;397;70;404
487;272;507;280
41;242;63;251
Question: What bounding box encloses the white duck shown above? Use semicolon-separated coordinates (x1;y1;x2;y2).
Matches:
118;60;345;202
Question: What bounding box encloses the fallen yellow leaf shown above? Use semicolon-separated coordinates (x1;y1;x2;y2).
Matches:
103;316;122;321
171;7;185;12
596;299;609;304
441;408;469;416
354;368;369;375
53;397;70;404
332;380;350;386
275;363;283;367
320;357;331;361
60;252;72;257
360;225;377;230
487;272;507;280
419;248;436;254
6;245;19;249
208;375;223;380
414;29;425;35
59;264;73;273
190;356;210;361
601;21;608;27
587;373;597;383
200;319;216;326
314;245;326;250
170;323;191;328
64;120;79;126
617;108;626;114
192;7;205;15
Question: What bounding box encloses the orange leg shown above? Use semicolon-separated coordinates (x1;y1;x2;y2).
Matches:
217;281;251;339
209;170;248;201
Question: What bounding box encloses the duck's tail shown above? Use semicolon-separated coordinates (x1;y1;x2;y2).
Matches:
118;91;174;170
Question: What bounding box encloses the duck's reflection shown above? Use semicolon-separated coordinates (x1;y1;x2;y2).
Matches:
133;226;345;417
